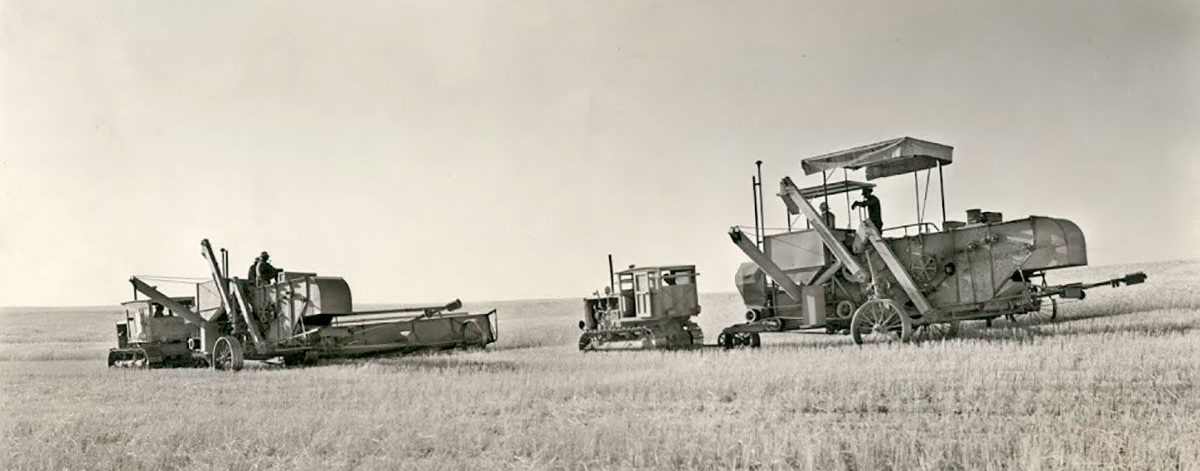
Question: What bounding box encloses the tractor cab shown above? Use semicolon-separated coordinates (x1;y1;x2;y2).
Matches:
109;296;203;368
116;298;198;348
611;265;700;321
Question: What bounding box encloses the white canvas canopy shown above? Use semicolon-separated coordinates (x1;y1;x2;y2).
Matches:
801;137;953;180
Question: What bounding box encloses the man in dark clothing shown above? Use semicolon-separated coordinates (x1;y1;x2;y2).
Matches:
255;251;281;285
818;201;836;228
247;256;260;284
851;188;883;231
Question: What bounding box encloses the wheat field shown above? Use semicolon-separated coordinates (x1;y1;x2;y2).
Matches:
1;260;1197;470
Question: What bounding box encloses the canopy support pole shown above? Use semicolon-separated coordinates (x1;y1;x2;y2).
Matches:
843;169;851;227
821;171;829;229
938;161;946;227
913;171;921;228
821;171;829;208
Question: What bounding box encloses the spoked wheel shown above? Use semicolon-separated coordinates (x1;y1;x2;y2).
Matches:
850;299;913;345
909;254;940;285
911;320;959;342
212;336;244;371
1020;298;1058;324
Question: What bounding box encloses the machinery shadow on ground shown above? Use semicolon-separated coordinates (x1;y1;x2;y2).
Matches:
722;337;854;353
953;318;1196;344
735;307;1198;350
1055;305;1200;325
335;355;524;373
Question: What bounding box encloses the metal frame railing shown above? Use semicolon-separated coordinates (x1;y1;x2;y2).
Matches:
881;222;941;237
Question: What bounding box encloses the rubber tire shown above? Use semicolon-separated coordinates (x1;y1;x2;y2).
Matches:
212;336;244;371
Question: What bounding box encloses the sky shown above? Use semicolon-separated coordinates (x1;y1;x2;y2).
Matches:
2;0;1198;306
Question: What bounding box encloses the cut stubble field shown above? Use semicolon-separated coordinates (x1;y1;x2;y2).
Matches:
2;260;1198;470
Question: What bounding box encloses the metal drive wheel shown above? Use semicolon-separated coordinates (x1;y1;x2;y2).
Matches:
850;299;913;345
717;331;761;349
912;320;959;342
717;332;732;349
212;336;244;371
579;332;599;351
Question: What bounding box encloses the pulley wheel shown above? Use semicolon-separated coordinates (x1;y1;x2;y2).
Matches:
833;300;856;320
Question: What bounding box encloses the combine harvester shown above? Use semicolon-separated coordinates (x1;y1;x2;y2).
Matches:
721;137;1147;346
108;239;497;370
578;256;704;351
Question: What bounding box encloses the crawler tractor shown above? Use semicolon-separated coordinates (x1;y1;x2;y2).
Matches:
578;257;704;351
108;298;205;368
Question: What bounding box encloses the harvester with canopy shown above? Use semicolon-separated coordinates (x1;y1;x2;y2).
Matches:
108;239;497;369
720;137;1147;346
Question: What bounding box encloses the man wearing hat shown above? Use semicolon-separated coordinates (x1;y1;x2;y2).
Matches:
246;255;260;284
254;251;282;286
818;201;836;228
851;187;883;231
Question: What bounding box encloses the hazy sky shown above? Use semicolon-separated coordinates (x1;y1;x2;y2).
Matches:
2;0;1198;306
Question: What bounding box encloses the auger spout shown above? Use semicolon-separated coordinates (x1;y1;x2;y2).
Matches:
778;177;867;283
727;227;806;302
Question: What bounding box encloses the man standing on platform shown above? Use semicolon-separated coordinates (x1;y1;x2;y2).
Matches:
255;251;281;285
851;187;883;231
818;201;836;228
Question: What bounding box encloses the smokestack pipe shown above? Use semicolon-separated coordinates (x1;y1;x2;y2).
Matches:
751;176;761;248
755;160;764;248
607;254;615;295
